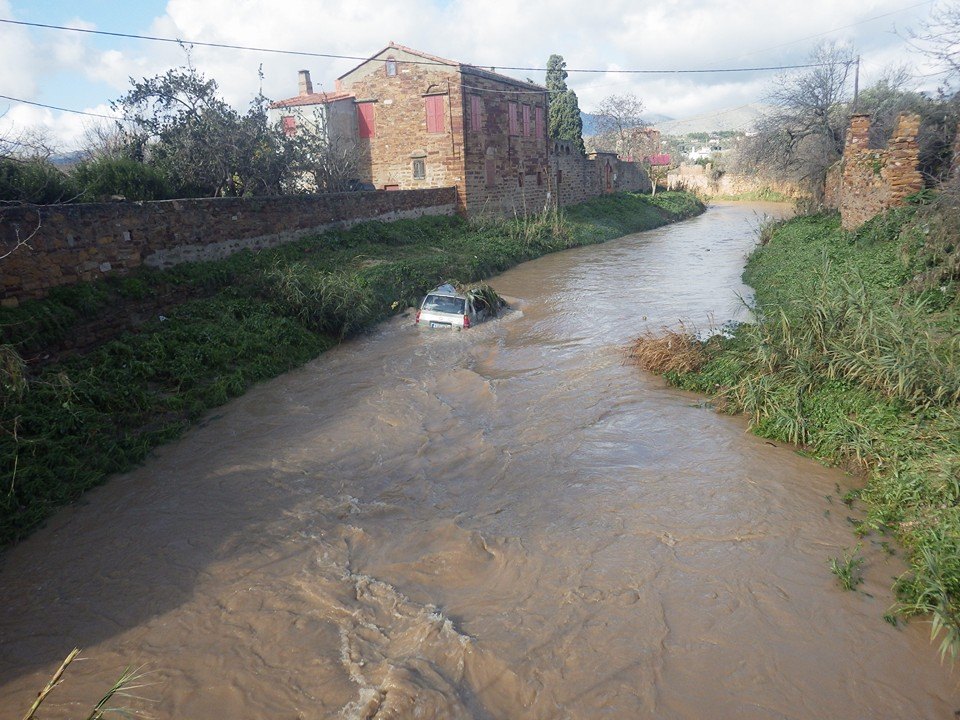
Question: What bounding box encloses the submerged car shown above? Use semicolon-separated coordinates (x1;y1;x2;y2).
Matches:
415;283;504;330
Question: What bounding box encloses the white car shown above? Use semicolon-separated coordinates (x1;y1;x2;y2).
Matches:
415;283;499;330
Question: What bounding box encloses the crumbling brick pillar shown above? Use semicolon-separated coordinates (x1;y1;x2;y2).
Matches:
887;113;924;205
838;112;923;230
845;113;872;152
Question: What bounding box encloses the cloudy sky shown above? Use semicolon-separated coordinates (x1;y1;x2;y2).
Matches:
0;0;950;150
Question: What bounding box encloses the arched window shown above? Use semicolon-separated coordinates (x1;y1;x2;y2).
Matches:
385;57;397;77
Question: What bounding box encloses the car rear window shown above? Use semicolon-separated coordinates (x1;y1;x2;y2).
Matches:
422;294;465;314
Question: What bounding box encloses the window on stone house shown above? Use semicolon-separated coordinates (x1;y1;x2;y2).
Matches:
522;105;531;137
508;102;519;135
535;106;544;141
556;170;563;185
386;57;397;77
537;171;543;186
518;172;524;187
413;158;426;179
425;95;445;134
282;115;297;137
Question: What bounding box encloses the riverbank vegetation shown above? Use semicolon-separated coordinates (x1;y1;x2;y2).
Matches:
0;191;703;547
631;184;960;656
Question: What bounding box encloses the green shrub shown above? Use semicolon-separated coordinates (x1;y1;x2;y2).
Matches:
0;158;79;204
72;157;174;202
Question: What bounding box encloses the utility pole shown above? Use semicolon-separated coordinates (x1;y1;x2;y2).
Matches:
852;55;860;113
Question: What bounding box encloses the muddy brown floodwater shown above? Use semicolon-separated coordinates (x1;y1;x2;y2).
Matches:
1;201;958;719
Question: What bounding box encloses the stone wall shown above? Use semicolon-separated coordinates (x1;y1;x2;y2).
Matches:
1;188;457;305
667;164;803;198
549;140;651;209
460;69;551;217
826;113;924;230
339;47;467;205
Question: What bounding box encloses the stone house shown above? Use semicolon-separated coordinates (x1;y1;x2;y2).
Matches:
271;42;649;215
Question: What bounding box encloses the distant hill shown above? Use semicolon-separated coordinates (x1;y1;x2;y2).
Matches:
654;103;770;136
50;151;85;168
580;111;673;137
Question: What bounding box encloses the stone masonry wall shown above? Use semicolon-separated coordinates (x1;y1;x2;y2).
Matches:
339;48;467;209
549;140;650;209
460;70;551;216
1;188;457;305
830;113;924;230
667;163;803;198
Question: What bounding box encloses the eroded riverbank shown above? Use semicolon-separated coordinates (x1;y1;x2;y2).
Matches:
2;201;957;718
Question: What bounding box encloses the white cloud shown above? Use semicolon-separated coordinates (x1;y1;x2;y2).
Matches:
0;0;38;98
0;0;943;149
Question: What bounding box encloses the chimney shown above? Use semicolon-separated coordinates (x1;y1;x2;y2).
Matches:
298;70;313;96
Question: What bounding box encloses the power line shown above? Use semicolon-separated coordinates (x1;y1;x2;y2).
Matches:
0;93;117;119
0;17;840;75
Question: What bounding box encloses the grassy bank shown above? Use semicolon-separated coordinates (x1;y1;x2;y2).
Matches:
632;191;960;656
0;191;703;547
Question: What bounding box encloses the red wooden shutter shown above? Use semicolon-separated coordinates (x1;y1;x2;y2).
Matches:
508;102;518;135
470;95;481;132
281;115;297;137
426;96;445;133
535;106;544;141
357;103;375;138
522;105;531;136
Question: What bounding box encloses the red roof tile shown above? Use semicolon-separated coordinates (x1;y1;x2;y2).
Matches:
269;91;355;109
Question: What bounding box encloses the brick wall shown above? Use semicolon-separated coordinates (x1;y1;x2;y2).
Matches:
1;188;457;305
825;113;924;230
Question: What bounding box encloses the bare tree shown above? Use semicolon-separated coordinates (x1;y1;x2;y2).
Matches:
738;41;855;196
591;93;649;159
285;131;364;193
279;107;366;194
909;1;960;89
79;120;132;161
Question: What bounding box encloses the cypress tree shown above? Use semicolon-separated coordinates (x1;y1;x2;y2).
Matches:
546;54;585;155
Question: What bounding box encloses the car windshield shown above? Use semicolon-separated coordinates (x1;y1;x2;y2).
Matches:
422;294;465;315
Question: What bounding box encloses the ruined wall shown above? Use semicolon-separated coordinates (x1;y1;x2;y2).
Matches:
667;164;803;198
1;188;457;305
828;113;924;230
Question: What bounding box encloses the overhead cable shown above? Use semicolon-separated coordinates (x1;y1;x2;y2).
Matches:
0;18;845;75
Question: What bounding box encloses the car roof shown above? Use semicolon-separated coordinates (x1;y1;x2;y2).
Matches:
426;283;464;299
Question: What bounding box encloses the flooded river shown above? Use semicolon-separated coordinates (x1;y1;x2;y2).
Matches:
1;202;957;719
